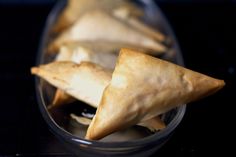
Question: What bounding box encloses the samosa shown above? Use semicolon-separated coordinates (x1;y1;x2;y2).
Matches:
85;48;225;140
31;61;165;131
49;10;167;54
52;0;143;32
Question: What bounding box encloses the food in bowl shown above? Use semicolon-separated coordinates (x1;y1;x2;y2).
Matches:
32;48;225;140
32;0;225;156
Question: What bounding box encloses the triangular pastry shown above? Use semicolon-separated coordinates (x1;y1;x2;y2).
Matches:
49;10;167;54
31;61;165;131
85;48;225;140
52;0;143;32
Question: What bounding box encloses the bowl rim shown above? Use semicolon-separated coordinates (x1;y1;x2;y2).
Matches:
35;0;186;148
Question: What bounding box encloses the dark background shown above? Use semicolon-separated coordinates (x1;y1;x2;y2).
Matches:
0;0;235;156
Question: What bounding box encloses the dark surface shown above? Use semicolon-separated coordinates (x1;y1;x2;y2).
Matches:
0;1;235;156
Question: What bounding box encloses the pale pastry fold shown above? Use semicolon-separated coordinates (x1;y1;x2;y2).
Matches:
51;41;118;107
85;48;225;140
55;41;120;69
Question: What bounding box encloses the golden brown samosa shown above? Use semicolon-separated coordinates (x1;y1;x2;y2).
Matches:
52;0;143;33
31;61;165;131
49;10;167;54
85;48;225;140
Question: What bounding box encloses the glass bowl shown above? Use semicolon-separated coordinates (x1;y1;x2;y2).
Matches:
35;0;186;156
